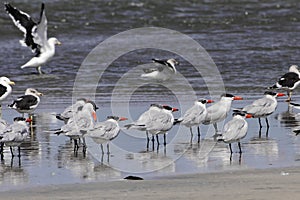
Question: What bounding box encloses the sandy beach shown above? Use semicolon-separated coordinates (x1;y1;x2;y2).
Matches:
1;167;299;200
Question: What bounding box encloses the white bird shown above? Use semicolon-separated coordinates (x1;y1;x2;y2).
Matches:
84;116;127;154
5;3;61;74
9;88;43;117
145;105;178;146
217;112;252;154
0;76;15;117
56;98;88;124
125;104;178;149
141;58;179;81
203;93;243;134
0;77;15;102
55;102;97;151
178;99;213;143
0;117;31;157
269;65;300;102
238;91;285;130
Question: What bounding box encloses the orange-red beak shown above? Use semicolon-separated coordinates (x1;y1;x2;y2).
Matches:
26;118;32;123
92;111;97;121
233;96;243;100
207;99;214;103
277;93;285;97
119;117;128;121
172;107;179;112
245;114;253;118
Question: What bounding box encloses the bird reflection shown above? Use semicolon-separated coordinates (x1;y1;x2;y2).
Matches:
0;158;28;186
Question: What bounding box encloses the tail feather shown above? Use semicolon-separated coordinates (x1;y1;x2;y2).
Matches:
173;118;183;125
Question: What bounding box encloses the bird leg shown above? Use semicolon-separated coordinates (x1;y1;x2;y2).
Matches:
258;118;262;129
10;146;14;157
107;143;110;155
238;142;242;154
146;131;150;151
197;126;201;144
163;134;166;146
156;134;160;145
37;66;44;75
152;136;155;151
286;91;292;102
100;144;104;155
229;143;233;154
189;127;193;144
213;123;218;133
265;118;270;129
18;146;21;157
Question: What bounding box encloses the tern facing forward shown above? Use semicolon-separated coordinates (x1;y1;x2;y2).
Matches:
141;58;179;81
203;93;243;134
5;3;61;74
269;65;300;102
218;112;252;154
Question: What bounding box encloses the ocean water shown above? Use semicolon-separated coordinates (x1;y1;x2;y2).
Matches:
0;0;300;191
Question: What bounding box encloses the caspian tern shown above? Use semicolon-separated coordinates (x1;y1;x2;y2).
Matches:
141;58;179;81
0;117;31;157
5;3;61;74
56;98;88;124
177;99;213;143
9;88;43;117
269;65;300;102
238;91;285;130
54;101;97;152
203;93;243;134
217;112;252;154
125;104;178;149
84;116;127;154
146;104;178;146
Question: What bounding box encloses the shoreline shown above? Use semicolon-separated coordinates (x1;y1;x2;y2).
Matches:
1;166;299;199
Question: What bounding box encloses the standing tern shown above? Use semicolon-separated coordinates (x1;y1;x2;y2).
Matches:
0;117;31;157
84;116;127;155
55;102;97;152
141;58;179;81
203;93;243;134
217;112;252;154
237;91;285;135
5;3;61;74
177;99;213;143
269;65;300;102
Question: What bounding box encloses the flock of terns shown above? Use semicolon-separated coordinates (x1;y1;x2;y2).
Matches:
1;3;300;163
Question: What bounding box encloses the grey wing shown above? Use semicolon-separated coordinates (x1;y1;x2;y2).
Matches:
182;105;205;124
243;98;275;115
89;121;118;140
32;3;48;50
204;102;227;123
222;119;247;141
147;111;172;131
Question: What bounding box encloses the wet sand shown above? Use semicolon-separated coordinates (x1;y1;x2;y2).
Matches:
1;167;299;199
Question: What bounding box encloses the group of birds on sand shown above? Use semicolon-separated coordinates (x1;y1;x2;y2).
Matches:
1;3;300;161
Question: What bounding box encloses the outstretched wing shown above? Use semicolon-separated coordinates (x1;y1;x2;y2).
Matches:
4;3;39;53
32;3;48;53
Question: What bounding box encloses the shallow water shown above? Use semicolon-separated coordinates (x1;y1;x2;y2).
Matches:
0;0;300;191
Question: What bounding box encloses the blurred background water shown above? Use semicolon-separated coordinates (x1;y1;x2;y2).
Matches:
0;0;300;191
